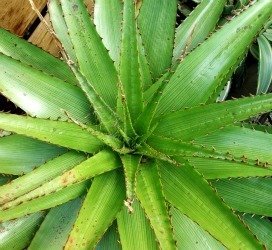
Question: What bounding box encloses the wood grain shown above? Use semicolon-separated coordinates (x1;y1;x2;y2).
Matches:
0;0;47;36
28;13;60;57
0;0;94;56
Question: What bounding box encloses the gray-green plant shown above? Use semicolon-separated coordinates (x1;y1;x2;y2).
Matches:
0;0;272;249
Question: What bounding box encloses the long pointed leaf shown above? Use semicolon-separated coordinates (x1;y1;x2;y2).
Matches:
0;28;76;85
0;113;103;153
0;152;86;204
136;161;175;249
0;54;93;122
156;1;272;115
119;0;143;123
69;65;121;134
1;150;119;210
48;0;77;62
0;181;89;222
242;214;272;249
159;161;262;249
60;0;118;109
188;157;272;179
195;126;272;166
153;93;272;140
173;0;226;65
65;170;125;249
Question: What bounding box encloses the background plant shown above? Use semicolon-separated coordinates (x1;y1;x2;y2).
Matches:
0;0;272;249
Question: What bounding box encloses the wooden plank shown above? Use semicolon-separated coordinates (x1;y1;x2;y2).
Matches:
28;0;94;57
0;0;47;36
0;0;94;57
28;13;60;57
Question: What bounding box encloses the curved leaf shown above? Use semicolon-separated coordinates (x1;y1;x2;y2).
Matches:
0;28;76;85
0;113;103;153
173;0;226;65
153;93;272;140
156;1;272;115
94;0;123;64
159;161;262;249
257;35;272;94
0;54;93;123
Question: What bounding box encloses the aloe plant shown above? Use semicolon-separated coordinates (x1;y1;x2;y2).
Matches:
0;0;272;249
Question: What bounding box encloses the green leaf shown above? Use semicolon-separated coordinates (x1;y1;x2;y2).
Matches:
264;30;272;42
1;150;119;210
173;0;226;65
121;155;140;203
136;161;175;249
94;0;123;64
0;176;11;186
257;35;272;94
0;134;65;175
0;151;86;204
242;214;272;249
0;181;89;222
65;170;125;249
29;197;84;250
156;0;272;115
0;54;93;123
195;126;272;166
0;212;44;250
188;157;272;179
0;113;103;153
138;0;177;79
137;32;153;91
213;178;272;217
136;72;171;136
48;0;77;62
69;65;121;134
96;224;121;250
0;28;76;85
153;93;272;140
119;0;143;123
159;161;262;249
117;200;158;250
60;0;118;109
170;207;226;250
